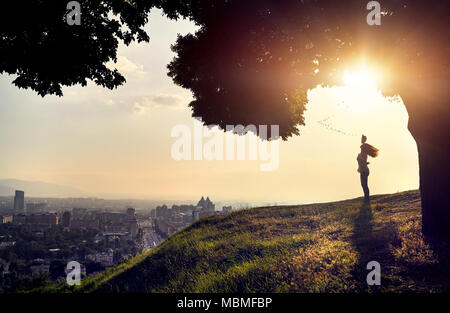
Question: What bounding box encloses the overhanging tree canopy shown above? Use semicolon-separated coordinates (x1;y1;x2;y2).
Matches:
0;0;154;96
164;0;449;139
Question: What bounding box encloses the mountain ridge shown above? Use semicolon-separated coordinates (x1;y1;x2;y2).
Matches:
0;178;83;197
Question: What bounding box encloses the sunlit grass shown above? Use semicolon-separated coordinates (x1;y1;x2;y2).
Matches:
37;190;450;293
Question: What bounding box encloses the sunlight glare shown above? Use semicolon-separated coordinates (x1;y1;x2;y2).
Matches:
343;69;378;91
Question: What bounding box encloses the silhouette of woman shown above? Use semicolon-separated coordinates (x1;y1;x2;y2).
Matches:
357;135;379;202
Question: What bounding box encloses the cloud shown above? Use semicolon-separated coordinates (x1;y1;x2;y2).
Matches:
101;98;115;106
133;100;148;114
108;56;147;78
152;95;183;107
132;94;184;114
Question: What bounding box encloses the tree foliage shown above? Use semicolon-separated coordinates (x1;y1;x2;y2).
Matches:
0;0;155;96
162;0;449;138
1;1;449;139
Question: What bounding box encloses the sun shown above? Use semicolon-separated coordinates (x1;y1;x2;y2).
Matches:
343;68;379;91
334;65;384;113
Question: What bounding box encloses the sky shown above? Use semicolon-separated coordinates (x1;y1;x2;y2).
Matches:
0;9;419;203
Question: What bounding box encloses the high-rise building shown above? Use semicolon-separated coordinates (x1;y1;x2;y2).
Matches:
126;208;138;238
62;211;72;227
126;207;136;219
13;190;25;213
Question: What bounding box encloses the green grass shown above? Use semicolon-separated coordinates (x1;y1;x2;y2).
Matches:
39;190;450;293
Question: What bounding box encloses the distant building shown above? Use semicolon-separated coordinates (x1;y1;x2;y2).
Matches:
72;208;88;219
13;190;25;213
222;206;232;213
86;250;114;265
26;202;48;213
155;219;170;238
197;196;215;212
126;207;136;219
181;212;193;224
0;200;12;210
94;209;139;237
12;214;26;224
126;208;138;238
129;219;138;238
192;210;200;222
13;213;59;230
0;215;13;224
62;211;72;227
155;205;169;219
150;198;217;236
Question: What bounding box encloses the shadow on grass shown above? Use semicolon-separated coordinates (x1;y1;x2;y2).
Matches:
350;201;394;291
350;200;450;292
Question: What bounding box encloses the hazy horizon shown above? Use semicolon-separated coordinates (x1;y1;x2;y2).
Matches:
0;176;418;205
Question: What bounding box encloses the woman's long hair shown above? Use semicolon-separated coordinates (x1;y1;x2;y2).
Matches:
361;143;379;158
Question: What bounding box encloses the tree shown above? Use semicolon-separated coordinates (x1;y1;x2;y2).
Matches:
1;1;449;240
0;0;155;96
163;0;450;241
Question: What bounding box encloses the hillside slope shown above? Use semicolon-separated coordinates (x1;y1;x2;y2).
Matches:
47;190;450;293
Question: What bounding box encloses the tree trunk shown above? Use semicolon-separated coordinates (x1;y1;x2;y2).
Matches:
416;138;450;240
402;82;450;241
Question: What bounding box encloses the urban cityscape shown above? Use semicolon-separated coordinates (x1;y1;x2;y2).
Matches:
0;189;234;292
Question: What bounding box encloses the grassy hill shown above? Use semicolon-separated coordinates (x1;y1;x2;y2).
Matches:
43;190;450;293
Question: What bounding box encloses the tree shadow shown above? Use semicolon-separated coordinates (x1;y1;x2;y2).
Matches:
350;201;395;291
350;200;450;292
